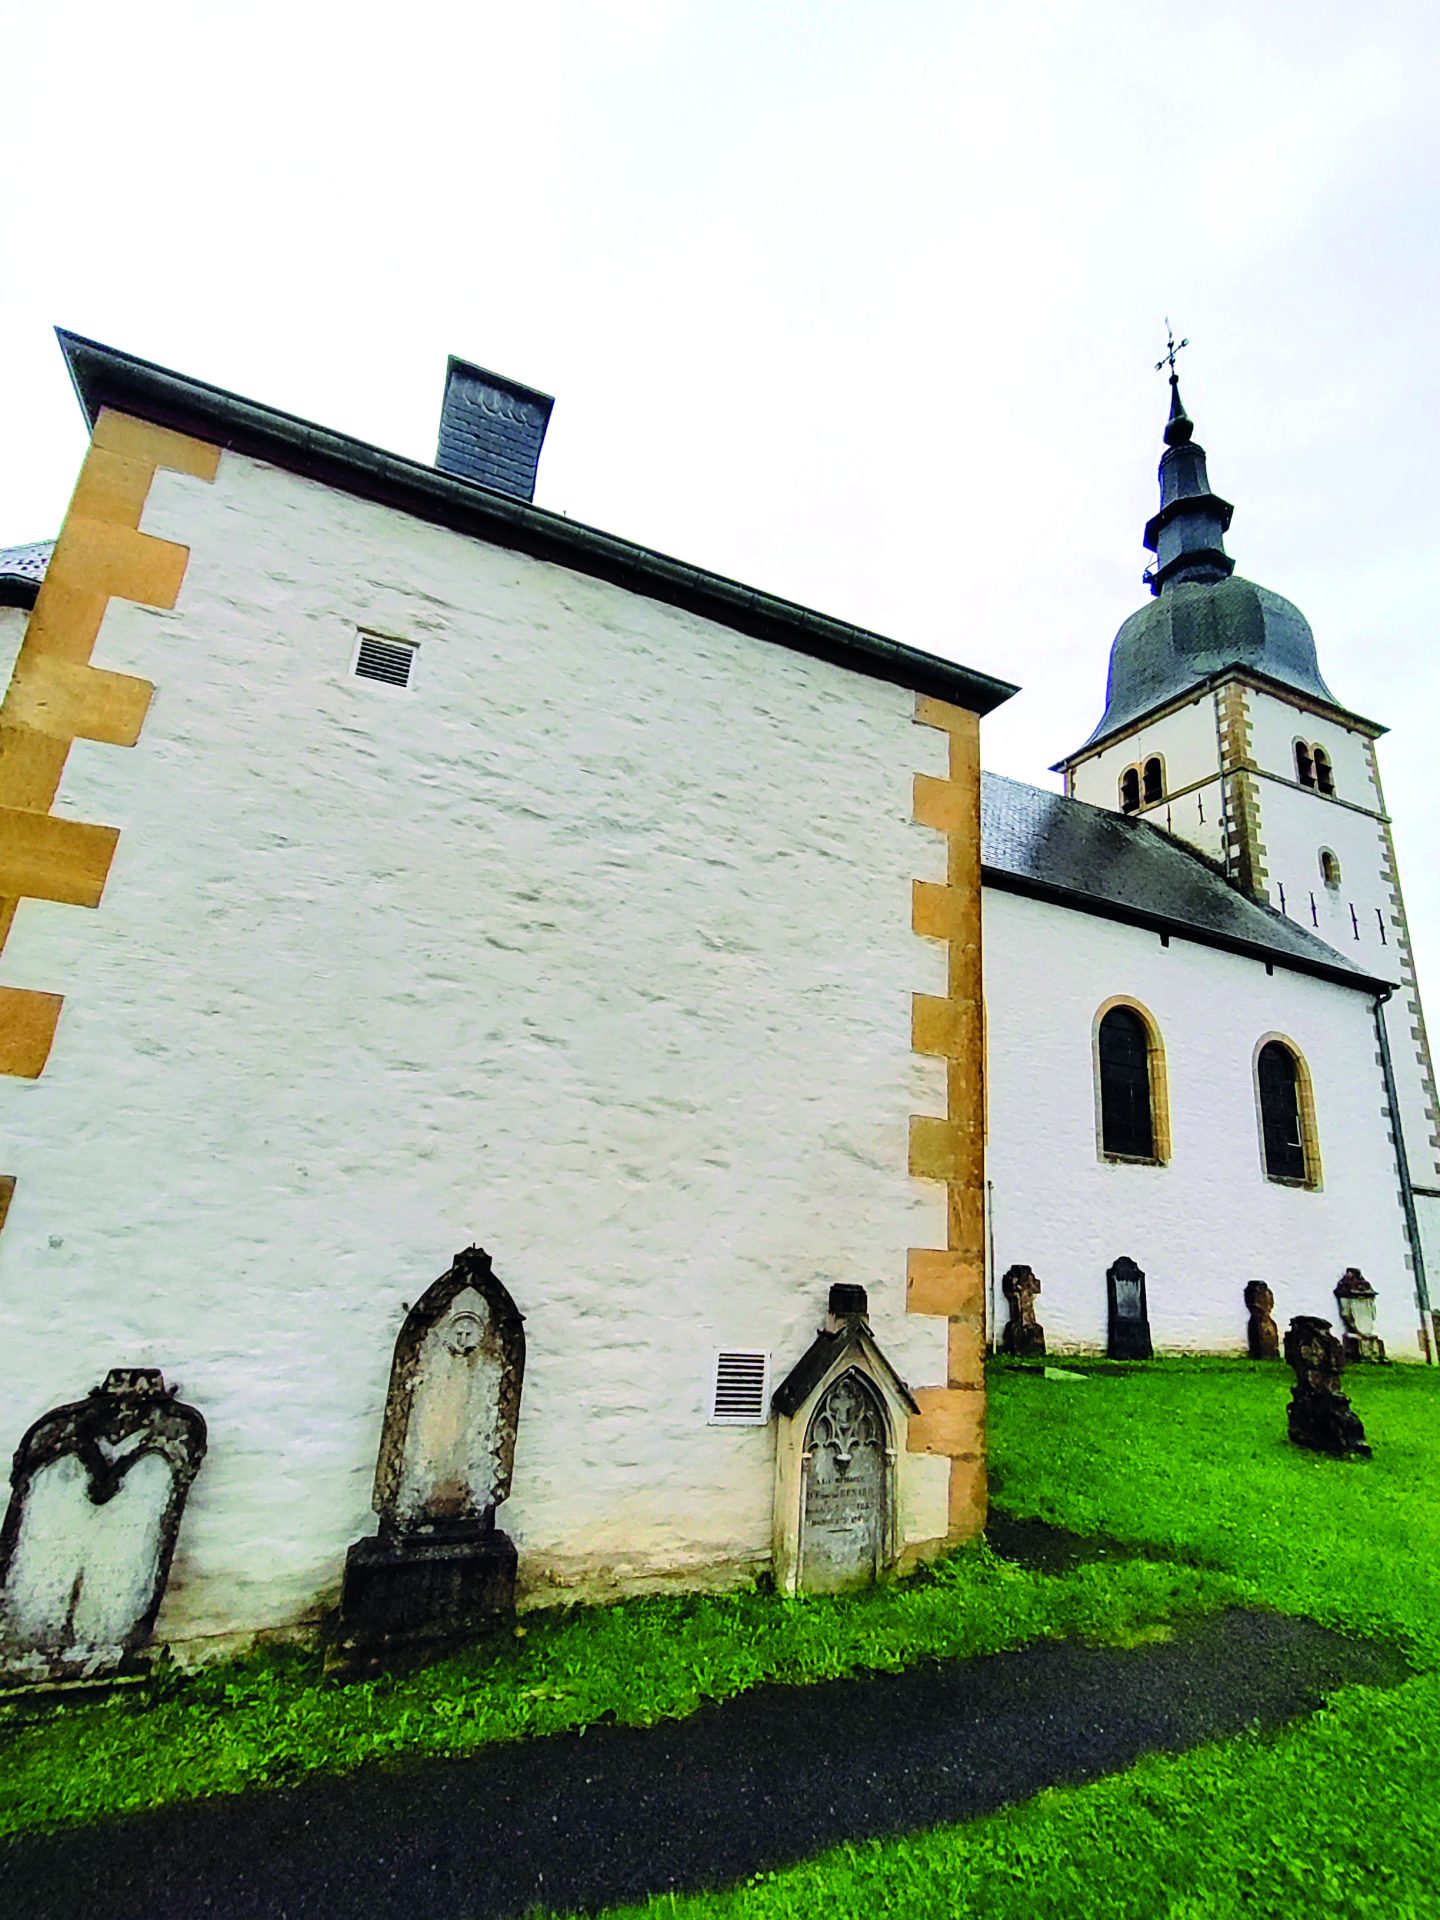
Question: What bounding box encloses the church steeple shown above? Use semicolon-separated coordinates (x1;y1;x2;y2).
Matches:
1142;333;1235;596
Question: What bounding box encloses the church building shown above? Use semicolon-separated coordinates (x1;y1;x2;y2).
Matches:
0;330;1432;1675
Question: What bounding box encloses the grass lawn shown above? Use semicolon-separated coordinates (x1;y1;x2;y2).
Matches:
1;1357;1437;1919
600;1358;1440;1920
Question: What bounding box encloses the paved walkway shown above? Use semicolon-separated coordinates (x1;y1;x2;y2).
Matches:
0;1610;1403;1920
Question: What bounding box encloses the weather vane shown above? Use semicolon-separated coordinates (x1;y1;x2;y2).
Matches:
1156;320;1188;378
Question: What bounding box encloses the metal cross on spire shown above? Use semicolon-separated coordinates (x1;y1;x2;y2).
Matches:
1155;321;1189;379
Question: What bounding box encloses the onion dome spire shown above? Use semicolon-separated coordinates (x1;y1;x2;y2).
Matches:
1142;326;1235;597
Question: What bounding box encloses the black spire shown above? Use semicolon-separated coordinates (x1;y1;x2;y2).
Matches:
1142;331;1235;597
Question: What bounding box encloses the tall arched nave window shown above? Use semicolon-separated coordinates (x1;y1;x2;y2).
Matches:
1095;1002;1170;1164
1255;1037;1321;1188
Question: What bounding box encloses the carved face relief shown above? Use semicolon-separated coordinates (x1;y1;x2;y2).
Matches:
444;1313;483;1358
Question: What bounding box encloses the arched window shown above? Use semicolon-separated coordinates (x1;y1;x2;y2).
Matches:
1119;767;1140;814
1313;746;1335;796
1256;1038;1319;1186
1142;756;1164;805
1319;848;1341;890
1096;1003;1168;1161
1294;740;1315;787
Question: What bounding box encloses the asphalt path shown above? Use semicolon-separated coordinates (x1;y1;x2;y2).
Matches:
0;1609;1403;1920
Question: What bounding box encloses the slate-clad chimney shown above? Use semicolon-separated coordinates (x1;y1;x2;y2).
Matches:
435;357;554;502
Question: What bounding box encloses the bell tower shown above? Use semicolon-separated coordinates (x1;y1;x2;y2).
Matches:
1054;338;1440;1331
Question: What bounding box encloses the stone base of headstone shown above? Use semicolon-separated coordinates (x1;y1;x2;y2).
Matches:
337;1521;517;1652
1107;1320;1153;1361
1247;1320;1280;1360
1002;1322;1047;1359
1342;1332;1387;1365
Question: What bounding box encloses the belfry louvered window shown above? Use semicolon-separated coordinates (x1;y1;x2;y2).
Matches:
1258;1041;1307;1183
1098;1006;1155;1159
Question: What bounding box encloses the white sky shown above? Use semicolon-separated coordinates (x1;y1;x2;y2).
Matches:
3;0;1437;1013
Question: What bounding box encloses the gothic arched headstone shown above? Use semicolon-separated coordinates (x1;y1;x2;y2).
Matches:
341;1247;525;1647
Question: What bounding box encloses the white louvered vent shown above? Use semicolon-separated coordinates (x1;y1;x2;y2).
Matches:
709;1349;770;1426
353;632;416;688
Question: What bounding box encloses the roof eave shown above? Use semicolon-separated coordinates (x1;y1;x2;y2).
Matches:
57;329;1018;720
981;863;1391;995
0;579;39;610
1052;666;1386;772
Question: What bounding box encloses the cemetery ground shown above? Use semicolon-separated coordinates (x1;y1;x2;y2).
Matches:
2;1360;1439;1916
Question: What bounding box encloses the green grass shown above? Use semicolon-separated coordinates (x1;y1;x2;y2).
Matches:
0;1527;1238;1838
593;1357;1440;1920
4;1354;1439;1920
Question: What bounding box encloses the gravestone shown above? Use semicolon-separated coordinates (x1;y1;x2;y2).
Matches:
1333;1270;1386;1364
1106;1256;1153;1360
340;1246;525;1646
799;1369;888;1594
1001;1265;1046;1358
0;1368;206;1683
1244;1281;1280;1360
1283;1316;1370;1459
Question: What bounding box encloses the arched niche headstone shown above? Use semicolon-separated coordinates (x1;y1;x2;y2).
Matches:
1106;1256;1153;1361
771;1286;918;1595
0;1368;206;1684
340;1247;525;1647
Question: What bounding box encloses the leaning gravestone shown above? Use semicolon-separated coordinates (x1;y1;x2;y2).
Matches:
1244;1281;1280;1360
0;1368;207;1683
1106;1256;1153;1360
799;1369;888;1594
1001;1265;1046;1358
341;1246;525;1647
1283;1316;1370;1459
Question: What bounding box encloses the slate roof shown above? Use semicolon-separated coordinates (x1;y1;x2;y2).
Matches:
56;331;1017;719
0;540;53;608
981;771;1387;991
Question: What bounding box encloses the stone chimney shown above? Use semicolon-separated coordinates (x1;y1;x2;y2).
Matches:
435;357;554;502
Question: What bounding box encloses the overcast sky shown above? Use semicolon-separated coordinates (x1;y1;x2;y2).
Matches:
3;0;1437;1007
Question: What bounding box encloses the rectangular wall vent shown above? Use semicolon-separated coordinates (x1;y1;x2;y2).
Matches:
354;632;416;688
709;1349;770;1426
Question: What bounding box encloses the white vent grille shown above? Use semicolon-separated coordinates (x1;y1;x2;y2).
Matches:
354;632;415;688
709;1349;770;1426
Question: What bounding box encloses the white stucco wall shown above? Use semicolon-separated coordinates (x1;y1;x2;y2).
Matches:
1067;692;1225;863
983;885;1423;1361
0;446;954;1648
0;604;27;685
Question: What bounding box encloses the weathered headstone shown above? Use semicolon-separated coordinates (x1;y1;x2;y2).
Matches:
1244;1281;1280;1360
770;1285;916;1596
1333;1270;1386;1365
1106;1256;1153;1360
340;1247;525;1647
1001;1265;1046;1358
0;1369;206;1683
800;1369;888;1594
1283;1315;1370;1459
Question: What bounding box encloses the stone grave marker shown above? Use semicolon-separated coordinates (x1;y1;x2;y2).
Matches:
340;1246;525;1648
1106;1256;1153;1360
1000;1265;1046;1358
1283;1315;1371;1459
799;1370;888;1593
1244;1281;1280;1360
0;1368;206;1683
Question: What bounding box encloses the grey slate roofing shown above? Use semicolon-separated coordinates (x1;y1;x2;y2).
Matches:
0;540;53;608
56;330;1016;719
981;770;1387;991
1072;575;1360;757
